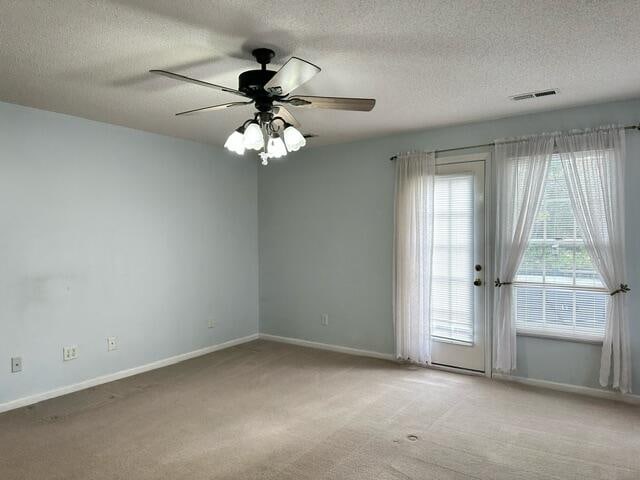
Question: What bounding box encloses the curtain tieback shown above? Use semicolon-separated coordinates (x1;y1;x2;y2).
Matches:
494;277;512;287
610;284;631;296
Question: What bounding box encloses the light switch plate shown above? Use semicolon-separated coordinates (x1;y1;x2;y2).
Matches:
321;314;329;326
11;357;22;373
107;337;117;351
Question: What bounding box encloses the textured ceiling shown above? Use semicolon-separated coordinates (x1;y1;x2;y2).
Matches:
2;0;640;148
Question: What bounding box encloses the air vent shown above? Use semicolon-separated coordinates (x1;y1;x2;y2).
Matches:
511;93;535;101
534;89;557;97
510;89;558;101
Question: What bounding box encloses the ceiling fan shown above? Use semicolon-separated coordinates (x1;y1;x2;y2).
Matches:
150;48;375;164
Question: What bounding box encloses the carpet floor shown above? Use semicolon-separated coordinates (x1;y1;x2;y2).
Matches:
1;340;639;479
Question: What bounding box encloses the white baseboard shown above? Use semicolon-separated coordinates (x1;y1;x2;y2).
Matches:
492;373;640;405
5;333;635;413
426;362;485;377
0;333;259;414
259;334;639;405
258;333;395;361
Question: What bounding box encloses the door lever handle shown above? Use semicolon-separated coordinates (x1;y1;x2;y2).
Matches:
473;279;482;286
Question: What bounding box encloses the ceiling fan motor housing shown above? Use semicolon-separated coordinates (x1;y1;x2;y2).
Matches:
238;69;276;96
239;69;279;112
238;48;284;112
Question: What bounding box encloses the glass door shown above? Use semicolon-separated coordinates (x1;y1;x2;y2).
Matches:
430;160;485;372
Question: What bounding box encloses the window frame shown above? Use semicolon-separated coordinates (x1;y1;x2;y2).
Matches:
513;153;608;343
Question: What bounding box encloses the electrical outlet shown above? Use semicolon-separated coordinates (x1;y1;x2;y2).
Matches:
63;345;79;361
321;313;329;326
107;336;117;351
208;319;216;329
11;357;22;373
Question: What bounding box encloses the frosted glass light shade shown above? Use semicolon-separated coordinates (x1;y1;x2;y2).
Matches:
243;122;264;150
283;125;306;152
224;129;245;155
267;135;287;158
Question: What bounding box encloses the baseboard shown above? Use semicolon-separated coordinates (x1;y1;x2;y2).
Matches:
259;333;395;361
426;362;485;377
259;334;640;404
492;373;640;405
6;334;635;412
0;333;259;414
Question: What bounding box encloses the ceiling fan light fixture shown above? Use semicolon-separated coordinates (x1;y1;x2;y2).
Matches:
153;48;377;166
224;127;245;155
283;124;306;152
243;121;264;150
267;134;287;159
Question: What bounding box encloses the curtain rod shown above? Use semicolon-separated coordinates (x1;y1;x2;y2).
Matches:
389;124;640;161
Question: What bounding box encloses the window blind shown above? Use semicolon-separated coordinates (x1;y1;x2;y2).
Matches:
431;173;475;344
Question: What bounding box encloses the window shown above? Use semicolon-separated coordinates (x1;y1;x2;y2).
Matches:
514;155;608;340
431;172;475;344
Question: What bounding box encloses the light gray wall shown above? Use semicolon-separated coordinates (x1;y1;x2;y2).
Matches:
259;98;640;390
0;101;259;405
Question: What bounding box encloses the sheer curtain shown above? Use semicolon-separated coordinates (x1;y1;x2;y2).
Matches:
493;135;554;373
557;127;631;392
393;151;435;365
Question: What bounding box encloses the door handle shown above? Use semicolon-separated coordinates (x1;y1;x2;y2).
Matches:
473;278;482;286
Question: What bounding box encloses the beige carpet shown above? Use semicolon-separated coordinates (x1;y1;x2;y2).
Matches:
1;340;639;479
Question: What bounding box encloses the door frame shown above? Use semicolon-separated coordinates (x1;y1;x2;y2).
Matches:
433;151;492;378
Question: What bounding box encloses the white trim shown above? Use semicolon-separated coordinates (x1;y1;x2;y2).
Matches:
427;362;485;377
5;333;634;413
435;152;490;165
483;151;493;378
258;335;482;376
260;334;638;404
493;373;640;405
259;333;395;361
516;329;603;344
431;336;474;347
0;333;259;414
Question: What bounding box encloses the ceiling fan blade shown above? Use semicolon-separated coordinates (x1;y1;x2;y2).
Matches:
282;95;376;112
286;95;375;112
150;69;247;97
272;106;300;127
175;101;253;116
263;57;321;96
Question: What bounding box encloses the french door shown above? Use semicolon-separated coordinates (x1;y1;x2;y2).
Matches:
430;160;486;372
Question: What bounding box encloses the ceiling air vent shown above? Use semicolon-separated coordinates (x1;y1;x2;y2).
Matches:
510;89;558;101
534;89;557;97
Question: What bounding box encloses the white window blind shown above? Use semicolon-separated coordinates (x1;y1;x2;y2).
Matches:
514;155;607;340
431;172;475;344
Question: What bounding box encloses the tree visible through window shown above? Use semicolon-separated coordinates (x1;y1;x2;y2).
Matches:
514;155;607;339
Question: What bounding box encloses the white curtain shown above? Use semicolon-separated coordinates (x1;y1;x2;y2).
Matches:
556;127;631;392
393;151;435;365
493;135;554;372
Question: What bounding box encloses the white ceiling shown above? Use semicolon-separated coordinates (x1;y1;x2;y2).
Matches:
2;1;640;148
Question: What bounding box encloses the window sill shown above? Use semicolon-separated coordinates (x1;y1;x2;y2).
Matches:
432;336;474;347
516;329;603;345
